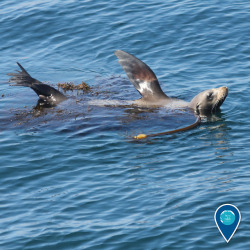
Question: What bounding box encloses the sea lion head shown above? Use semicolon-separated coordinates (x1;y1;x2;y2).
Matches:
189;86;228;113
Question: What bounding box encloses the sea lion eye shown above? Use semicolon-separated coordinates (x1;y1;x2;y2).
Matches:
207;92;213;100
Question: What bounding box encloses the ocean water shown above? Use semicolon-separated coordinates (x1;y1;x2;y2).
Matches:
0;0;250;249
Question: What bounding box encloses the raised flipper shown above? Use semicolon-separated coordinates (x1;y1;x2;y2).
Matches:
114;50;168;101
7;62;67;105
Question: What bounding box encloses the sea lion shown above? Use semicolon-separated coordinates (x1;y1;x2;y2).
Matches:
7;50;228;114
114;50;228;115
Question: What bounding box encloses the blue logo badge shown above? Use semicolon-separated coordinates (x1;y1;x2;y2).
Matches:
214;204;241;243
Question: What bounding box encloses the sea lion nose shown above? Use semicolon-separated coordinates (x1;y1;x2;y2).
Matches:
219;86;228;95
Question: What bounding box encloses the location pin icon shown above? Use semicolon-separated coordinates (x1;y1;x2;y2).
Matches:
214;204;241;243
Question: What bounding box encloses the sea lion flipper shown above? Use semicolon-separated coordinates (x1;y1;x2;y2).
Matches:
7;62;42;87
7;63;67;104
115;50;168;99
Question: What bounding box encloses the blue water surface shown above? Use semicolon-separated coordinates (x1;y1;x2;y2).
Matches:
0;0;250;249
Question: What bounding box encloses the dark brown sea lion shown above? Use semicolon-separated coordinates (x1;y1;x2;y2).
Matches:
7;51;228;114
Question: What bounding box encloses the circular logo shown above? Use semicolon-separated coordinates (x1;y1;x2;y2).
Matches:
220;210;235;225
